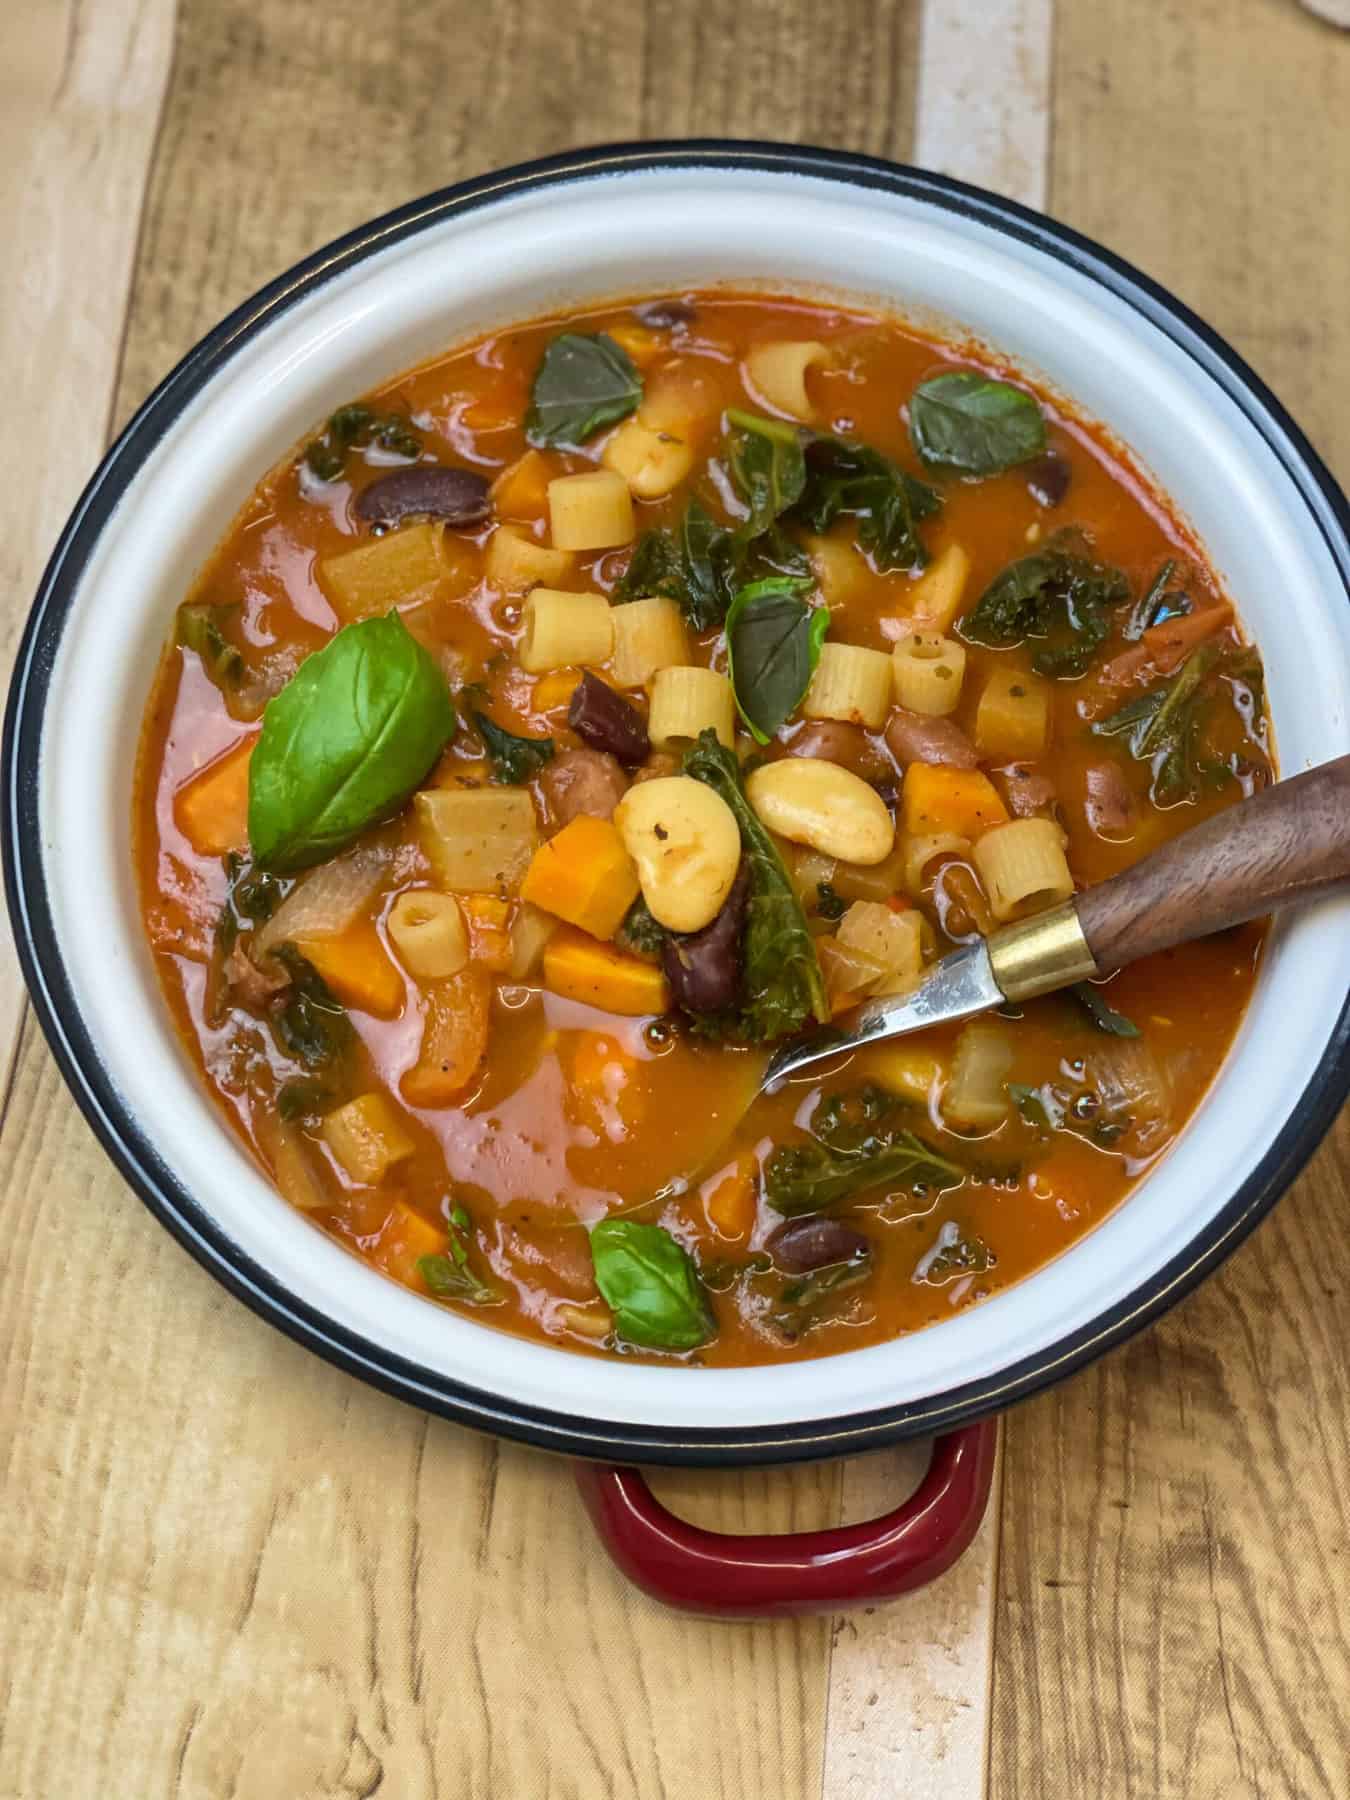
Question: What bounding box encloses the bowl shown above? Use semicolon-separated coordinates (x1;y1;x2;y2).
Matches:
6;145;1350;1595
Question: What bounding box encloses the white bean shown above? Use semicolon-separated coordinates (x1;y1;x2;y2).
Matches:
614;776;741;933
745;759;894;865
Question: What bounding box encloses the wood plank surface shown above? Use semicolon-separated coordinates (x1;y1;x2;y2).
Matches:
992;4;1350;1798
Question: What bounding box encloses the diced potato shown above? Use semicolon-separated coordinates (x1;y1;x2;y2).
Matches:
521;816;640;941
402;967;491;1106
293;921;404;1018
509;901;559;979
486;523;574;591
806;533;874;609
322;1092;416;1185
859;1043;949;1107
543;929;670;1016
547;470;635;551
904;542;971;633
415;788;538;894
174;737;254;855
318;522;448;622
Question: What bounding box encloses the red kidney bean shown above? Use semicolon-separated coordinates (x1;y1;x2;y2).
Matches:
537;749;629;826
994;762;1059;818
1083;759;1135;837
884;708;979;769
662;863;749;1015
568;671;651;765
354;465;492;530
1026;451;1072;509
782;719;890;782
634;299;696;329
768;1216;871;1272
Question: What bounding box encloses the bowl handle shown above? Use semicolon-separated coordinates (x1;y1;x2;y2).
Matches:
573;1418;997;1618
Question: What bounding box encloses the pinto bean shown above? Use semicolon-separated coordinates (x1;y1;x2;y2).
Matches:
1083;760;1136;838
662;863;750;1014
354;465;492;530
884;707;979;769
568;671;650;765
994;762;1059;819
768;1216;871;1273
782;719;890;783
537;748;629;827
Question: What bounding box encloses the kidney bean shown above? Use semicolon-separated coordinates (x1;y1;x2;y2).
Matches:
1026;451;1072;509
568;671;651;765
537;749;629;826
782;718;890;783
768;1216;871;1273
884;707;979;769
662;863;750;1015
994;762;1059;818
1083;759;1136;837
354;465;492;530
634;299;696;329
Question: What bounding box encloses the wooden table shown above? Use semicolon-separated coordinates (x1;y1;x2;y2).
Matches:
2;2;1347;1795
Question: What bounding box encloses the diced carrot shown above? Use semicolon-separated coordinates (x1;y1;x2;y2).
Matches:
321;1092;417;1185
1098;602;1233;688
520;815;640;941
570;1031;646;1133
459;894;513;972
174;737;254;856
402;967;491;1107
605;323;666;368
543;930;670;1016
380;1198;448;1287
701;1152;759;1240
901;763;1009;842
293;921;404;1018
858;1043;948;1106
490;447;553;520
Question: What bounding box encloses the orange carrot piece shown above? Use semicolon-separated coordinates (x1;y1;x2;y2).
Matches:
901;763;1009;842
402;967;491;1107
293;921;404;1018
174;737;254;856
1099;602;1233;688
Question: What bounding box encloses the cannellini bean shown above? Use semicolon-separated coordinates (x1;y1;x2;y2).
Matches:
614;776;741;933
745;759;895;865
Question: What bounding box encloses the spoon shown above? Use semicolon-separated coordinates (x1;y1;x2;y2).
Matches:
764;752;1350;1091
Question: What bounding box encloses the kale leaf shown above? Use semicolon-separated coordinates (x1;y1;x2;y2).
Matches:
304;403;422;481
726;410;807;539
177;602;245;688
465;706;555;783
614;498;743;631
961;529;1129;676
1093;642;1233;805
269;945;352;1070
793;434;941;572
765;1085;965;1217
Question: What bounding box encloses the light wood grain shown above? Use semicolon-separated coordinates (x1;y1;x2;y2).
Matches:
993;3;1350;1796
0;0;176;1088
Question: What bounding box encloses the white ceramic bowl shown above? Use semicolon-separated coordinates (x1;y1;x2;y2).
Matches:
7;143;1349;1465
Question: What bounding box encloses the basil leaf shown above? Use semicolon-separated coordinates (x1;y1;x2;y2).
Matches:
794;435;941;571
726;410;807;539
725;577;826;744
525;332;642;447
467;708;555;783
249;612;455;872
771;1252;873;1339
909;372;1046;476
277;1077;334;1122
589;1219;715;1351
682;731;828;1041
1069;983;1141;1037
961;529;1129;677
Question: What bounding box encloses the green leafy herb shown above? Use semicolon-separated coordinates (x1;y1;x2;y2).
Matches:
724;576;828;743
914;1220;995;1284
683;731;828;1042
418;1204;500;1306
908;372;1046;476
466;707;555;783
793;434;941;571
277;1077;334;1123
177;602;245;688
961;530;1129;677
617;896;667;959
765;1088;965;1217
726;410;807;538
589;1219;715;1351
222;851;285;925
1123;559;1190;641
1093;643;1231;805
1070;982;1141;1037
304;403;422;482
771;1252;874;1338
525;332;642;447
1008;1081;1055;1129
815;881;847;921
248;612;456;872
615;499;743;631
269;945;352;1070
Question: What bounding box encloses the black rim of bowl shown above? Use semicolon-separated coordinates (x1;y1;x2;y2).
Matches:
5;141;1349;1469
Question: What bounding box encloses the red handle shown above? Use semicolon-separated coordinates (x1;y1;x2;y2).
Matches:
573;1419;997;1619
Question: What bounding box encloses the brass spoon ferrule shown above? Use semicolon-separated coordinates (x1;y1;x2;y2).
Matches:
986;902;1099;1003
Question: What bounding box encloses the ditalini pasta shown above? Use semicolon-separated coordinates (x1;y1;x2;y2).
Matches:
136;286;1271;1370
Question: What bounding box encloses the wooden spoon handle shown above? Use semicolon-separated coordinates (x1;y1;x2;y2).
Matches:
1075;754;1350;972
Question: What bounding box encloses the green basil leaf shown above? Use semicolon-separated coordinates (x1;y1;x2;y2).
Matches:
724;577;825;744
793;435;941;572
726;409;807;539
682;731;829;1042
589;1219;715;1351
525;332;642;447
249;612;455;872
961;528;1129;677
467;708;555;784
908;372;1046;476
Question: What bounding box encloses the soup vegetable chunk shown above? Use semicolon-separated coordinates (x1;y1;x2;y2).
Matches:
136;293;1272;1365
